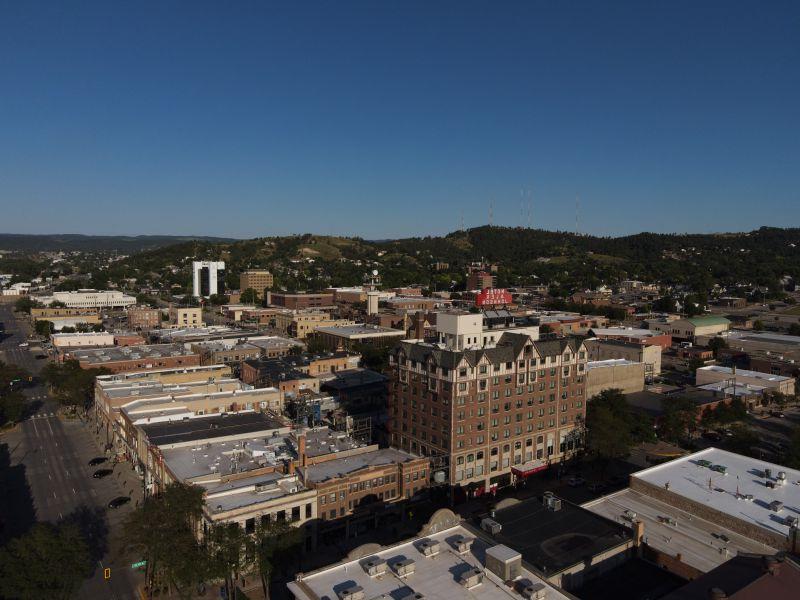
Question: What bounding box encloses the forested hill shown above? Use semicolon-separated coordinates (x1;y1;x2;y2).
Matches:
0;234;235;253
101;226;800;294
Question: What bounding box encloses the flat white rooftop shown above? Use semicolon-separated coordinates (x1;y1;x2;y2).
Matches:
287;524;569;600
697;365;793;383
583;488;777;573
632;447;800;538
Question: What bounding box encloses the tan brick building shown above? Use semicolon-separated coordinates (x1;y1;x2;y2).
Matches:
239;270;274;298
169;306;203;328
126;306;162;330
388;328;588;493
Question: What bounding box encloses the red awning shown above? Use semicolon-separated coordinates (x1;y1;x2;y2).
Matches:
511;460;548;477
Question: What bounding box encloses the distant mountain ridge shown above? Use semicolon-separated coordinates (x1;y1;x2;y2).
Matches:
0;234;237;253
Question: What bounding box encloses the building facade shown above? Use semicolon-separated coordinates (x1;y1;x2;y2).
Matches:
388;330;588;493
239;270;274;297
192;260;225;298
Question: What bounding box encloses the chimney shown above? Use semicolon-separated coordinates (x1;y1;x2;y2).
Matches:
414;311;425;340
764;556;781;576
298;434;307;468
287;459;295;475
632;520;645;547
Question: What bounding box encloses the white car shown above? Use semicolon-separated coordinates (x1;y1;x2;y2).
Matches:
18;342;29;347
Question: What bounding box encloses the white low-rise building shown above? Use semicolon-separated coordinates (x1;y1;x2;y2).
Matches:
695;365;795;395
37;289;136;309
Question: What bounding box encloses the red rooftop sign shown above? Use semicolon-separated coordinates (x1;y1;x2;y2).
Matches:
476;288;512;307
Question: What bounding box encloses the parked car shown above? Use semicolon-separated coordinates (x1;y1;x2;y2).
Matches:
702;431;722;442
587;482;606;493
567;477;586;487
88;457;107;466
35;354;47;359
18;342;28;347
108;496;131;509
92;469;113;479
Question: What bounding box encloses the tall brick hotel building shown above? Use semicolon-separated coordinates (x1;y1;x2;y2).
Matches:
388;311;588;494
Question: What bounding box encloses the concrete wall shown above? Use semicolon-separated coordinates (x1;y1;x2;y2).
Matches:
587;362;645;398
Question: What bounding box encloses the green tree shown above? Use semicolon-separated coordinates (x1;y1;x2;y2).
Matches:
13;296;39;313
0;521;92;599
239;288;259;304
753;320;765;331
707;336;728;359
789;323;800;336
726;423;759;457
40;360;110;412
205;522;254;600
585;390;650;472
659;396;698;445
123;483;206;599
253;519;302;600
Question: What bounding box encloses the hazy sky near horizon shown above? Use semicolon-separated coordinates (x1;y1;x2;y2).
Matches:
1;1;799;239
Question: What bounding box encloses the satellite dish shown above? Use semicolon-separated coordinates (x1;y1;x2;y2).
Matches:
372;269;379;276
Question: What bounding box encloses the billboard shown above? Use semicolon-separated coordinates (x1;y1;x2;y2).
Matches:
475;288;512;307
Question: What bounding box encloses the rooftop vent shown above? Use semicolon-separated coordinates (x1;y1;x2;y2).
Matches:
481;518;502;535
450;535;474;554
458;567;483;589
418;539;440;557
392;558;416;578
336;585;364;600
520;582;547;599
360;557;387;577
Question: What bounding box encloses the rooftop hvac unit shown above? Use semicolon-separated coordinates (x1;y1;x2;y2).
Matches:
481;518;502;535
337;585;364;600
459;567;483;589
770;500;784;512
361;557;387;577
393;558;416;577
418;539;440;557
785;515;799;527
778;471;787;481
485;545;522;581
451;535;474;554
545;496;562;512
520;582;547;599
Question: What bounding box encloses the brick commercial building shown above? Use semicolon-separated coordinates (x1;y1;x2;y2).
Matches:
584;338;662;377
239;270;274;297
466;270;496;291
168;306;203;328
65;343;201;373
273;311;353;339
294;429;429;543
126;306;161;330
388;314;588;494
267;292;334;310
313;323;407;351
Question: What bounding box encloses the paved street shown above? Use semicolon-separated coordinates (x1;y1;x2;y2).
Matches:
1;304;143;599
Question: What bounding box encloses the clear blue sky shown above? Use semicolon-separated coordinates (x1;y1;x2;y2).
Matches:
1;1;798;239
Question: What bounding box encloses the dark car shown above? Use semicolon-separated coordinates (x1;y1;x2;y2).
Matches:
702;431;722;442
88;457;107;466
108;496;131;509
35;354;47;360
92;469;113;479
